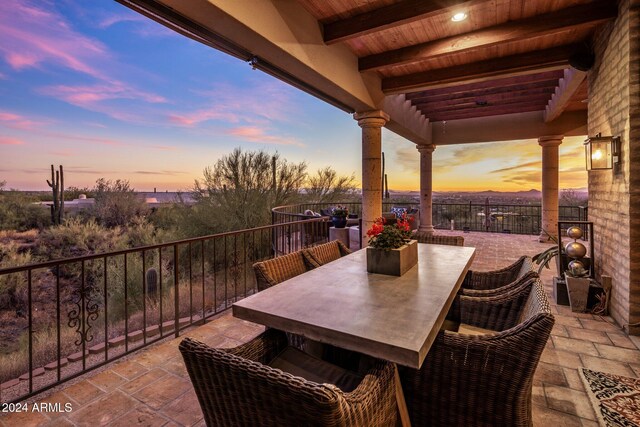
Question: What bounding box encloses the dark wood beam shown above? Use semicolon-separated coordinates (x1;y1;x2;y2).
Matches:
414;91;554;112
409;80;558;104
360;1;616;71
383;44;578;94
417;94;550;113
426;103;546;121
323;0;489;45
405;70;563;99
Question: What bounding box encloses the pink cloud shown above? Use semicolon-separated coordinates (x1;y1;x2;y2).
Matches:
0;0;166;124
0;0;109;79
0;110;49;129
37;83;166;123
168;109;240;126
39;83;166;105
0;136;25;145
227;126;304;147
168;80;298;128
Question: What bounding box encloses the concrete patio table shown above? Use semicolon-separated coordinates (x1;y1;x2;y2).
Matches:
233;243;475;426
233;243;476;369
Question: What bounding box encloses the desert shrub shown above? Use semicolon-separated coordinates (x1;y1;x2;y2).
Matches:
0;243;32;310
0;191;51;231
37;217;127;262
88;178;148;227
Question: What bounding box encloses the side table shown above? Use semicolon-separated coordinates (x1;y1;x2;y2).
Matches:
329;227;350;247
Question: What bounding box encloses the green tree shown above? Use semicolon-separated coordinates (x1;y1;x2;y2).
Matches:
89;178;148;227
193;148;307;230
304;167;356;205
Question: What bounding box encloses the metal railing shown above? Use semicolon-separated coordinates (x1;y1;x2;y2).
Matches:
0;218;328;404
432;203;588;234
273;202;587;236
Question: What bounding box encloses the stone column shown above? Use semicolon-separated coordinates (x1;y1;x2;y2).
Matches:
416;144;436;236
538;135;563;242
354;110;390;245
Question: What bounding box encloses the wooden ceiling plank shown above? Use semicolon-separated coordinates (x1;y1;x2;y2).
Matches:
404;70;564;99
409;80;558;104
544;68;587;122
427;104;546;121
414;89;555;110
382;44;578;94
418;94;552;114
323;0;490;45
360;1;616;71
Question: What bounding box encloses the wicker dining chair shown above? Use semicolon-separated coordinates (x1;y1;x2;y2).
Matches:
462;255;535;291
253;250;320;292
415;233;465;246
461;270;539;297
304;240;352;266
180;329;398;427
401;278;554;427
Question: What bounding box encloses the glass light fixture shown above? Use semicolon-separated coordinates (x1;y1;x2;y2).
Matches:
451;12;468;22
584;134;621;170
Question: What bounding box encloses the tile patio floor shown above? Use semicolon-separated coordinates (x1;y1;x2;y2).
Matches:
1;231;638;426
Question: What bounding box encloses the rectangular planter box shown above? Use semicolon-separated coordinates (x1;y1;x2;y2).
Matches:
565;275;591;313
366;240;418;276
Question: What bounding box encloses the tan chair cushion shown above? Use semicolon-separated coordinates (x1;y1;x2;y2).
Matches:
269;347;363;392
457;323;496;336
441;319;496;336
440;319;460;331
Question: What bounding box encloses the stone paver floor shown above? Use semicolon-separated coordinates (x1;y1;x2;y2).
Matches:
1;231;638;426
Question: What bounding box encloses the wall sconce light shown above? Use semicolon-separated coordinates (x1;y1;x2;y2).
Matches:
584;133;621;170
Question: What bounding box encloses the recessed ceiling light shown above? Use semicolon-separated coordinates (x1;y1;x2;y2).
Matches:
451;12;468;22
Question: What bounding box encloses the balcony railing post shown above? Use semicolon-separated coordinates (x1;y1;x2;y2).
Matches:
174;244;180;338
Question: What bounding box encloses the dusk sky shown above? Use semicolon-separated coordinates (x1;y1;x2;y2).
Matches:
0;0;587;192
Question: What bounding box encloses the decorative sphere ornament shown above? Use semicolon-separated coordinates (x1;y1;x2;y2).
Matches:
565;241;587;259
568;260;585;271
566;226;584;240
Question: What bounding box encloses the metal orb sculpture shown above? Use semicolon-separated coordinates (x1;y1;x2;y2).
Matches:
567;226;584;240
565;241;587;259
568;259;585;271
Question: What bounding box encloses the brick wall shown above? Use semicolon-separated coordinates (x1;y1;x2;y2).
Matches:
588;0;640;334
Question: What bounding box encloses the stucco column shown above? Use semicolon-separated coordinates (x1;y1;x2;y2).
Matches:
538;135;563;242
416;144;436;235
355;110;390;245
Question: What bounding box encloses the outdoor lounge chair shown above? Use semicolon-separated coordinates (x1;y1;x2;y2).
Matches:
401;278;554;426
179;329;398;427
304;240;352;265
415;233;464;246
253;250;319;292
462;255;535;290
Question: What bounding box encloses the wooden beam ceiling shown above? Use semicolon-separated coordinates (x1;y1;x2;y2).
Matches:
427;102;548;122
414;90;555;112
404;71;564;100
382;44;578;94
322;0;489;44
408;80;559;104
359;2;616;72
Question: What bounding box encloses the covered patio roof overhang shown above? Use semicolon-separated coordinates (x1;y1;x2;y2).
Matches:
116;0;639;335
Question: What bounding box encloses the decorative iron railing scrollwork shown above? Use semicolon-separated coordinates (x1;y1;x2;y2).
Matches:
67;286;100;346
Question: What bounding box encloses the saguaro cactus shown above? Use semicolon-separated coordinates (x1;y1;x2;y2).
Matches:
46;165;64;225
146;267;158;297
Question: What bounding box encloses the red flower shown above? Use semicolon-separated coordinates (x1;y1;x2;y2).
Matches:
367;222;384;237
